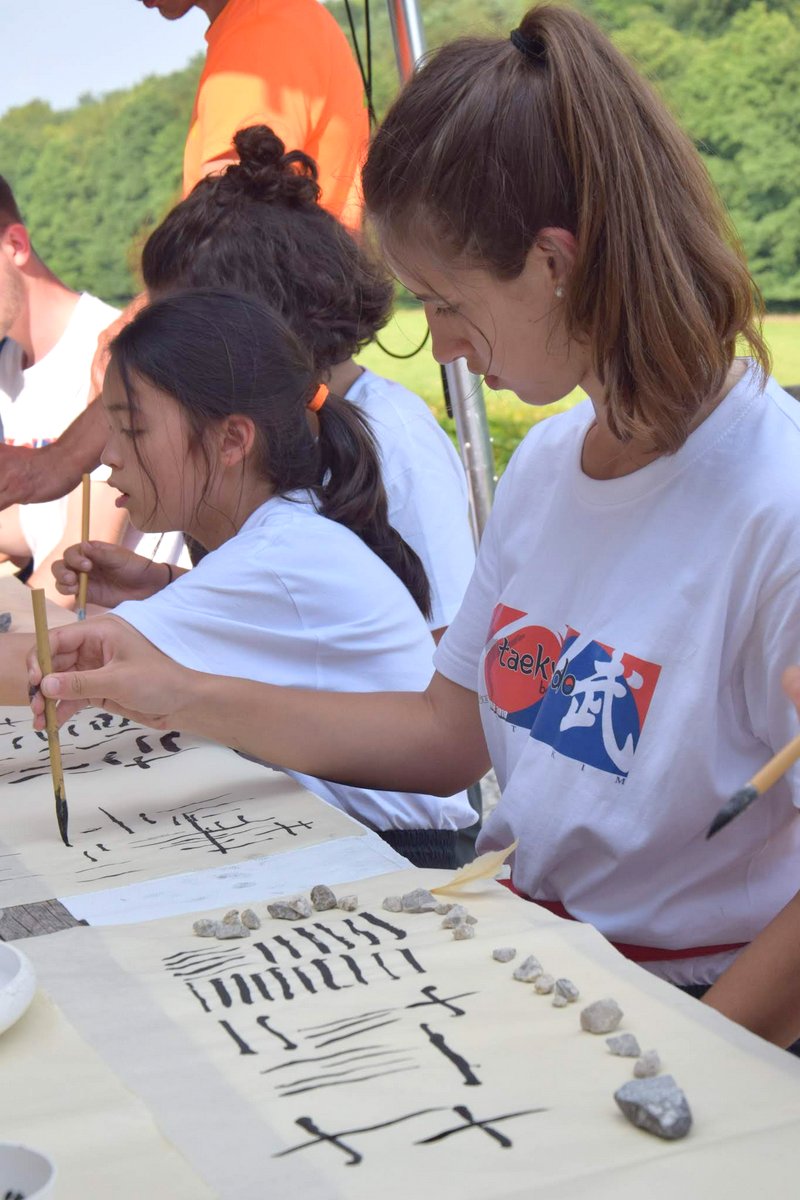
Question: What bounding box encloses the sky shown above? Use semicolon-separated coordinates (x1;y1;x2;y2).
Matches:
1;1;209;118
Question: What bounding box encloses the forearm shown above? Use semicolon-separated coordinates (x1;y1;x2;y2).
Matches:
168;672;489;796
0;404;107;510
31;620;489;795
703;890;800;1048
48;403;107;491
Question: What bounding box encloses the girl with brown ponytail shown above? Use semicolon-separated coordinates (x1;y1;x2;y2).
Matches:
32;7;800;1038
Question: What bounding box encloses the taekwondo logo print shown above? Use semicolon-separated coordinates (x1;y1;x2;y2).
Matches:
483;605;661;777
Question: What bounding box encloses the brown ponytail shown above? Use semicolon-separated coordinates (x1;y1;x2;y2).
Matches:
363;5;770;453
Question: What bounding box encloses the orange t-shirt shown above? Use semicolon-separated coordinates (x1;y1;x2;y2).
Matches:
183;0;368;228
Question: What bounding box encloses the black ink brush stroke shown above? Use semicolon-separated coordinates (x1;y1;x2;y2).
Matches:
261;1045;394;1074
274;1108;441;1165
415;1104;548;1147
420;1023;480;1085
277;1064;418;1098
314;1018;400;1048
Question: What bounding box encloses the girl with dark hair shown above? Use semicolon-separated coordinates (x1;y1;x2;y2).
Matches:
55;125;474;642
65;287;474;868
32;7;800;1038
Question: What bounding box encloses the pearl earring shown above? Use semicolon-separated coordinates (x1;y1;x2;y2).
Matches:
555;286;564;299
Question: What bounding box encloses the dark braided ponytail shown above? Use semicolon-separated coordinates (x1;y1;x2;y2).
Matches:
313;397;431;621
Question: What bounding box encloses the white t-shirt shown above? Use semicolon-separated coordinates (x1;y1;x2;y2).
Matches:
434;365;800;979
346;369;475;631
0;293;119;567
114;492;474;834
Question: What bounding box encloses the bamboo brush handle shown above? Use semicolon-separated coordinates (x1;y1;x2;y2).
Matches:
31;589;66;797
77;473;91;614
750;731;800;795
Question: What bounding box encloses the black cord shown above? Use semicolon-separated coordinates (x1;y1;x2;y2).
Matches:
343;0;430;364
343;0;377;126
375;324;431;359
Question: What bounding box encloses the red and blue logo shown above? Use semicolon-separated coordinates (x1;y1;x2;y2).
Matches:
483;605;660;777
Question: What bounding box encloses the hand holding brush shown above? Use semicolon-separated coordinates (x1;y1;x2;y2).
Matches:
707;667;800;838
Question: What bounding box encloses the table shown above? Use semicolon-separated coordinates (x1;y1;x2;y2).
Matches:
0;589;797;1196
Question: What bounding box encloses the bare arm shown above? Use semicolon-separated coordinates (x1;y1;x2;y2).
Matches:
0;296;146;511
0;403;107;509
703;890;800;1048
703;665;800;1047
28;616;490;796
53;540;181;608
28;479;128;606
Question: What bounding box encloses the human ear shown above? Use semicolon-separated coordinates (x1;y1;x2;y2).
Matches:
219;414;256;467
532;227;578;297
1;223;32;268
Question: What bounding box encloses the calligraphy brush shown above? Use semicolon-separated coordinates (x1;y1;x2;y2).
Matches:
30;589;70;846
707;732;800;839
76;472;91;621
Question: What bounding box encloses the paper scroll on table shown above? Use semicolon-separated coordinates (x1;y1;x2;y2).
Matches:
19;868;800;1200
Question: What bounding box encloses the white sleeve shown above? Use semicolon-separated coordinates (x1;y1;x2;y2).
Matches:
741;569;800;806
112;535;313;687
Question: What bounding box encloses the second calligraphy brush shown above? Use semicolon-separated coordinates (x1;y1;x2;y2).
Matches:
707;731;800;839
30;589;70;847
76;472;91;621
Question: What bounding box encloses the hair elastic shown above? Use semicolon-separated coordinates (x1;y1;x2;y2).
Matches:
307;384;329;412
510;28;547;64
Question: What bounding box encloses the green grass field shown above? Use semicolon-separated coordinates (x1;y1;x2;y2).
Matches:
357;310;800;474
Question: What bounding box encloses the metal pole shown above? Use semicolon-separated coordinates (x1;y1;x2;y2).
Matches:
385;0;496;542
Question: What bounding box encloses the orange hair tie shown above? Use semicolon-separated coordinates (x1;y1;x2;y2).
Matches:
307;384;329;412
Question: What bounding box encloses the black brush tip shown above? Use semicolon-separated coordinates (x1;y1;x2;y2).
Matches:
706;785;759;839
55;789;71;848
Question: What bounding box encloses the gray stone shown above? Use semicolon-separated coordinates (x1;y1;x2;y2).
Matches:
492;947;517;963
401;888;438;913
215;920;250;939
614;1075;692;1140
634;1050;662;1078
221;909;240;925
552;993;569;1008
382;895;403;913
606;1033;641;1058
310;885;338;911
580;998;624;1034
192;919;217;938
534;973;555;994
441;904;477;929
554;978;580;1002
0;612;11;633
337;894;358;912
435;902;454;916
268;896;312;921
240;908;261;930
453;922;476;940
513;954;543;982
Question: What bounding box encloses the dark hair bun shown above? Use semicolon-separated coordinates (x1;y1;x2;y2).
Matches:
230;125;320;206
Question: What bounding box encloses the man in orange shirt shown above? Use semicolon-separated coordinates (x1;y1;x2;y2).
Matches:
141;0;368;226
0;0;368;509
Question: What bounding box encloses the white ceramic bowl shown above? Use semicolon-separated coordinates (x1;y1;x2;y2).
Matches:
0;943;36;1036
0;1142;56;1199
